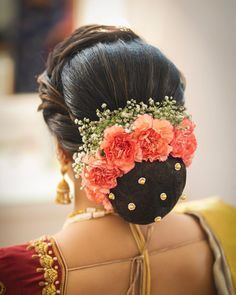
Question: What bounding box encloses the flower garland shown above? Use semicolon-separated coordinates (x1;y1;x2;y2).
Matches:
72;97;197;210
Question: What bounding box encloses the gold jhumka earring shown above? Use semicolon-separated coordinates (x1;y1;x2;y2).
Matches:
55;149;72;204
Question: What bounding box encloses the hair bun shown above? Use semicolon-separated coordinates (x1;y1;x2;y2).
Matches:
109;156;186;224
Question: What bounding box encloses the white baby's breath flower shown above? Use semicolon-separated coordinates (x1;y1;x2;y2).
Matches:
72;96;188;169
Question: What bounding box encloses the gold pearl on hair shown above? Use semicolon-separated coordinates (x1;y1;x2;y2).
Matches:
138;177;146;185
180;194;187;200
154;216;162;222
160;193;167;201
175;163;181;171
108;193;115;200
128;203;136;211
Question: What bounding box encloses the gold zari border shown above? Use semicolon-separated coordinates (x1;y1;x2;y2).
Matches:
27;235;62;295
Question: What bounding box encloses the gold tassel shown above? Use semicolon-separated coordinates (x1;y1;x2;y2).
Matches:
55;164;71;204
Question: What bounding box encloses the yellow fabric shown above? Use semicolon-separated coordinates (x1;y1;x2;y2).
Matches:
129;223;151;295
174;197;236;293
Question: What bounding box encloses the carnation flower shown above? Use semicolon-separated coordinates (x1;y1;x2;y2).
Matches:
133;115;174;162
179;117;196;134
102;198;113;211
81;156;123;190
72;97;197;210
171;117;197;166
101;125;137;173
83;168;114;210
133;114;153;130
152;119;174;142
134;128;172;162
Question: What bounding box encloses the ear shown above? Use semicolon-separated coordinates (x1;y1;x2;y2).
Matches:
54;138;77;182
54;137;70;165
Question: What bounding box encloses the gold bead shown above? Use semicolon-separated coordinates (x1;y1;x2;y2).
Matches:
175;163;181;171
138;177;146;185
154;216;162;222
180;194;187;200
0;281;6;295
160;193;167;201
108;193;115;200
128;203;136;211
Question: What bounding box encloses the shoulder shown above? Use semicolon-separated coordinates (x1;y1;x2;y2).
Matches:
174;197;236;293
173;196;236;251
174;196;236;218
149;211;216;294
174;197;236;267
0;241;38;294
148;209;207;251
0;236;64;295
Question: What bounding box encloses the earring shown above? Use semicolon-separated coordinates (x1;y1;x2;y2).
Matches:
180;194;187;201
55;163;71;204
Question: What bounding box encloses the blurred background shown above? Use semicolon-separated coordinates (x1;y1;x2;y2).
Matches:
0;0;235;247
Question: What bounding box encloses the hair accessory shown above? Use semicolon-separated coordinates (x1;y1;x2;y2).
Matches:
138;177;146;185
154;216;162;222
128;203;136;211
108;192;115;200
175;162;181;171
55;163;72;204
72;97;197;211
160;193;167;201
180;194;187;200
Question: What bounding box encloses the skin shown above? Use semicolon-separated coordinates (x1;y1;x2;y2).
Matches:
53;139;217;294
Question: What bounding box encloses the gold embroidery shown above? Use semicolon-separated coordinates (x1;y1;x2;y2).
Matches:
27;236;61;295
0;281;6;295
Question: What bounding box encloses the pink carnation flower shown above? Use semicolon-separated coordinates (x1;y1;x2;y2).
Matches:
81;156;122;191
84;186;113;211
135;128;172;162
84;186;108;204
133;113;153;130
179;117;196;134
171;117;197;166
102;198;113;211
81;157;122;210
101;125;137;173
133;114;174;162
152;119;174;142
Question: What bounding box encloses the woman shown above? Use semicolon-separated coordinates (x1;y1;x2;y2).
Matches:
0;24;235;295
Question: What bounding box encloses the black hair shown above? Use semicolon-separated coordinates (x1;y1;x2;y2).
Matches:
37;24;186;224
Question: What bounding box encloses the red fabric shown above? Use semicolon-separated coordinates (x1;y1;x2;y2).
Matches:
0;241;47;295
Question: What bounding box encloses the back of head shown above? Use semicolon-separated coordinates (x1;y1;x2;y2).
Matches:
38;24;189;224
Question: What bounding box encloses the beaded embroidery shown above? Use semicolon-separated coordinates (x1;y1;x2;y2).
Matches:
27;236;62;295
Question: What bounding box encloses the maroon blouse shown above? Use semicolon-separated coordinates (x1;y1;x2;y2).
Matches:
0;236;65;295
